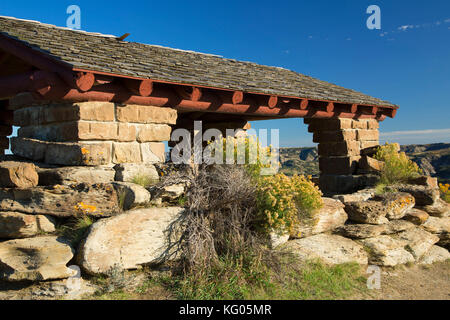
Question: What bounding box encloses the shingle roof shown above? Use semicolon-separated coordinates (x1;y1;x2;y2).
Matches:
0;16;396;107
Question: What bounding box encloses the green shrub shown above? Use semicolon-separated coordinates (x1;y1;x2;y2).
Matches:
131;174;158;188
374;143;422;185
440;183;450;203
255;174;323;234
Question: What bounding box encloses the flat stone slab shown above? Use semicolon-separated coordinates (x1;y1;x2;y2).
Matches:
418;245;450;265
0;183;120;217
282;234;368;265
344;201;389;225
77;207;184;274
360;235;414;266
0;236;76;281
0;212;55;238
0;161;39;189
37;165;116;186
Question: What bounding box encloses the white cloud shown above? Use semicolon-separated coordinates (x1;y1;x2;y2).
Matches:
398;25;414;31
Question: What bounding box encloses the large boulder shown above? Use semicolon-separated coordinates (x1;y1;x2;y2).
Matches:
37;165;115;186
290;198;347;238
360;235;415;266
78;207;184;274
376;192;415;220
421;216;450;249
112;182;151;210
418;199;450;217
0;183;120;217
344;201;389;225
0;161;39;189
335;220;414;239
113;163;159;184
403;208;429;225
418;245;450;265
282;234;368;265
395;184;440;206
396;227;440;259
0;236;76;281
0;212;55;238
332;188;375;204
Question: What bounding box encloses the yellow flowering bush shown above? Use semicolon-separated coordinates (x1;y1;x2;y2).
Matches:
440;183;450;203
374;143;422;185
256;174;323;233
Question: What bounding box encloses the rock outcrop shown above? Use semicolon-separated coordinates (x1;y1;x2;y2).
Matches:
77;207;184;274
0;212;55;238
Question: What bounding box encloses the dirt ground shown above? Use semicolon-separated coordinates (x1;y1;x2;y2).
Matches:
353;260;450;300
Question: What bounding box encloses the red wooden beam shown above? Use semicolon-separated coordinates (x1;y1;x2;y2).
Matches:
300;99;309;110
123;78;153;96
75;72;95;92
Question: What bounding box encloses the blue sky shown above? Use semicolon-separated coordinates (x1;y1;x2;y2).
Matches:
1;0;449;147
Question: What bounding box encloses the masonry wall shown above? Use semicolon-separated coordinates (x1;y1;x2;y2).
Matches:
0;110;13;156
11;102;177;166
305;118;380;194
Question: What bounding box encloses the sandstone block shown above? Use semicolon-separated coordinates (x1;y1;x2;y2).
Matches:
319;156;360;175
78;207;184;274
403;208;429;225
141;142;166;163
421;216;450;249
282;234;368;265
0;212;55;238
117;123;137;141
116;105;177;124
359;140;380;150
357;129;379;141
360;235;414;266
377;192;415;220
112;182;151;210
358;155;384;174
0;236;76;281
290;198;347;238
395;184;440;206
344;201;389;224
418;245;450;264
307;118;353;132
313;130;357;143
37;166;116;186
11;137;112;166
408;176;438;189
0;161;39;188
137;124;172;142
112;142;142;163
0;183;120;217
114;163;159;183
397;227;439;259
418;199;450;217
318;141;360;157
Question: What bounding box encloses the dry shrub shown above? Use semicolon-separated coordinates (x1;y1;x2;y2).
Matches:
163;164;280;274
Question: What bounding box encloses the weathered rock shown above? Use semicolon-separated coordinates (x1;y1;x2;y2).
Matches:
408;176;438;189
403;208;429;225
418;245;450;265
360;235;414;266
418;199;450;217
282;234;368;265
421;216;450;249
335;224;386;239
78;207;184;274
113;163;159;184
0;212;55;238
37;165;116;186
358;155;384;174
269;231;290;249
333;188;375;204
335;220;414;239
291;198;347;238
159;184;185;200
0;236;76;281
0;183;119;217
112;182;151;210
0;161;39;188
396;227;440;259
395;184;440;206
344;201;389;225
376;192;415;220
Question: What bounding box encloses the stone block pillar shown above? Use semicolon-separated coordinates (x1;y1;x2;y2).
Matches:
10;102;177;166
305;118;380;194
